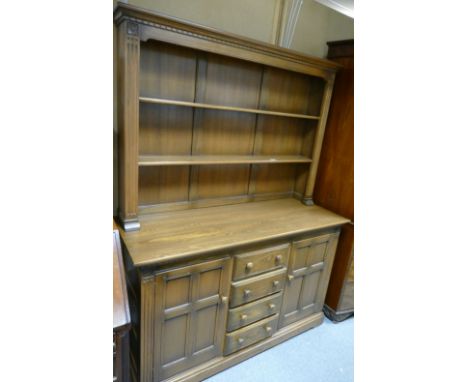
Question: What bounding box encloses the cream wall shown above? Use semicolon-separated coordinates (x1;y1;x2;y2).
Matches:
123;0;353;57
291;0;354;57
125;0;281;43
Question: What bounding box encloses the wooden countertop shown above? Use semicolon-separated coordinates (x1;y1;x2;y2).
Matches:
114;229;131;330
120;199;349;268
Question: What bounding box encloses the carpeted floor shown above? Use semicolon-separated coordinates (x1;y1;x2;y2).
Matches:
205;316;354;382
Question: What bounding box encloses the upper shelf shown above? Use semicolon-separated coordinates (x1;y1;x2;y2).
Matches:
139;155;313;166
139;97;321;120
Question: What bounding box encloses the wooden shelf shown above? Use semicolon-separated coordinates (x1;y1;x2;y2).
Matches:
120;198;350;267
138;155;313;166
139;97;320;120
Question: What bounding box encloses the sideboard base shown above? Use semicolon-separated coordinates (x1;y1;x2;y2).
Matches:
161;312;324;382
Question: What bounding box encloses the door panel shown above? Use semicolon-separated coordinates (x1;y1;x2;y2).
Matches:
194;305;217;352
279;232;340;327
300;271;321;309
162;315;188;365
152;257;232;381
165;275;191;308
281;277;302;316
199;268;222;298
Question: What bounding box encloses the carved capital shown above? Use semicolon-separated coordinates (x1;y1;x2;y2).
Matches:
127;21;139;36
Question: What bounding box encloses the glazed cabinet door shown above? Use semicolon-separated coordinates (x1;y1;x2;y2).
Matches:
279;232;339;328
141;257;232;382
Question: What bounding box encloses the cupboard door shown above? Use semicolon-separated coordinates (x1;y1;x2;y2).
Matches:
279;232;339;328
151;257;232;381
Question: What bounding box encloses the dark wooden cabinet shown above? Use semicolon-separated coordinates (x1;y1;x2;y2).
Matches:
114;4;349;381
314;39;354;321
323;223;354;321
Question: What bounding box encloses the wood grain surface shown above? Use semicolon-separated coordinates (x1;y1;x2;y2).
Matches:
113;229;131;330
120;199;349;267
138;155;312;166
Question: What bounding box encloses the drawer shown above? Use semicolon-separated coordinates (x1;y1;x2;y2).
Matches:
230;268;286;308
224;314;279;356
227;292;282;332
233;243;290;281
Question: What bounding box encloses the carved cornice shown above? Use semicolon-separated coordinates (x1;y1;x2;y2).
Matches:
113;3;341;74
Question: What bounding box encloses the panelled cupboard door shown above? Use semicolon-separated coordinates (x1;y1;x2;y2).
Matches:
148;257;232;381
279;232;339;328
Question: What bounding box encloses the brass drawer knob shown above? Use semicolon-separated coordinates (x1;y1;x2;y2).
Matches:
288;274;294;282
265;326;272;333
245;262;254;271
275;255;282;264
238;338;245;344
243;289;251;298
240;313;248;321
268;303;276;310
272;280;280;287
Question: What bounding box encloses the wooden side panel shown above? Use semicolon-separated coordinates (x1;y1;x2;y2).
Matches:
313;54;354;220
303;76;336;204
140;276;156;382
325;223;354;311
315;42;354;318
117;20;140;231
339;252;354;312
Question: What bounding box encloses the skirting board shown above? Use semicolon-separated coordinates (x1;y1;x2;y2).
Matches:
163;312;325;382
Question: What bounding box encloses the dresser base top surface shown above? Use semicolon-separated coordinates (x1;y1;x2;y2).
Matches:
119;198;349;267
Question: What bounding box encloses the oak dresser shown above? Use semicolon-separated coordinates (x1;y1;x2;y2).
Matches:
114;3;349;381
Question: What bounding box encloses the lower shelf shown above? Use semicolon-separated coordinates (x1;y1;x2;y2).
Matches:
138;155;312;166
